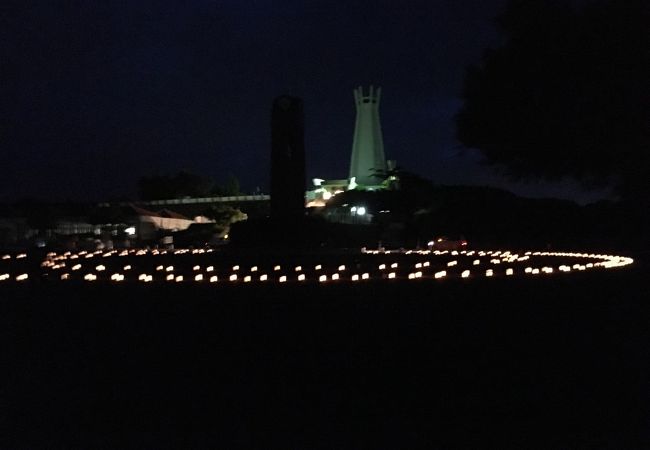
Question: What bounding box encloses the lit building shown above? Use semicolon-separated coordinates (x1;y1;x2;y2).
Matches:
349;85;386;186
306;85;394;208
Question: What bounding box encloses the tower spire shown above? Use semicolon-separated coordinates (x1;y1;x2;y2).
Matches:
349;85;386;186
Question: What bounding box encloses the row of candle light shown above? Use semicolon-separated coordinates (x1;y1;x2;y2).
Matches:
0;247;634;285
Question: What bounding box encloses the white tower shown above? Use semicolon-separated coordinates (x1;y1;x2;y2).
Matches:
349;85;386;186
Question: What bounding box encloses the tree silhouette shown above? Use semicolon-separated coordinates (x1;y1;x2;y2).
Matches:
456;0;650;204
137;171;243;200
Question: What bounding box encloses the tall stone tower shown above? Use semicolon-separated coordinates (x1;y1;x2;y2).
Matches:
349;85;386;186
270;95;305;220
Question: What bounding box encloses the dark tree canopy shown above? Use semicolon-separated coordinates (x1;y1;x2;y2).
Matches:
456;0;650;202
137;171;241;200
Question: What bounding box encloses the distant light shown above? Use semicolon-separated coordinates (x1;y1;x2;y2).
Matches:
125;226;136;236
322;191;332;200
356;207;366;216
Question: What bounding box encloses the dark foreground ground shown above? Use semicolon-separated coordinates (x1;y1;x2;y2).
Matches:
1;256;648;449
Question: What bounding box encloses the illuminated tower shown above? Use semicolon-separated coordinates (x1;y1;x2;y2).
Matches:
270;95;305;220
349;85;386;186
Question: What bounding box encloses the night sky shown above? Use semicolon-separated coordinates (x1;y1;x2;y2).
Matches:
2;0;608;203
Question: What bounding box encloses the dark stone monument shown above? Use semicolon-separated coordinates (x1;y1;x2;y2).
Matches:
270;95;305;221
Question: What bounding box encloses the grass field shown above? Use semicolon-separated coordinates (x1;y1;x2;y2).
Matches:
1;254;648;449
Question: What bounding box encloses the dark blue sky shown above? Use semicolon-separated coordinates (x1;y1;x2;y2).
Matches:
1;0;609;203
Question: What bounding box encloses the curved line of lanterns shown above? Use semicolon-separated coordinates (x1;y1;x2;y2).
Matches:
0;248;634;285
